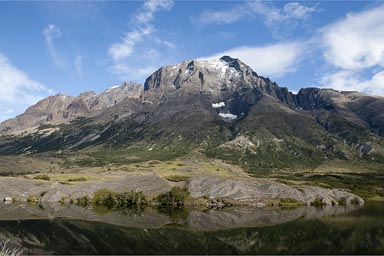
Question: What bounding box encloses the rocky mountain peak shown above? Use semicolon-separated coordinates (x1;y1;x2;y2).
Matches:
0;82;143;135
143;56;266;95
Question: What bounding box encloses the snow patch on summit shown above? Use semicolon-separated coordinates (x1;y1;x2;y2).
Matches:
199;59;228;75
105;85;120;93
197;59;239;79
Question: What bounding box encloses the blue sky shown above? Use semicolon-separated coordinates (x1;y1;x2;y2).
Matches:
1;1;384;122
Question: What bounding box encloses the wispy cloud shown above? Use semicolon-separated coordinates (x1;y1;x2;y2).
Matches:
43;24;63;68
108;0;174;61
0;53;54;121
108;0;175;82
108;26;154;61
109;64;156;82
74;55;83;77
154;38;176;48
194;1;316;38
321;70;384;96
319;5;384;95
199;41;306;78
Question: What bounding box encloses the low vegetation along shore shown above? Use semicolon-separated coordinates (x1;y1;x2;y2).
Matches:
0;158;368;210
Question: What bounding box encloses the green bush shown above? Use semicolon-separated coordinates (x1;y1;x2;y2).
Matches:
33;174;50;181
311;198;326;207
27;195;38;203
77;195;91;207
93;189;117;208
115;190;147;208
338;197;347;205
92;189;147;209
155;187;189;207
68;177;88;182
165;175;188;182
350;197;360;205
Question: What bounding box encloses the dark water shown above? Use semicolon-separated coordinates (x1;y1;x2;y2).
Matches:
0;202;383;255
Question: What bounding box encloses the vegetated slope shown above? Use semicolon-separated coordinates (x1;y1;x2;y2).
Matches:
0;56;383;173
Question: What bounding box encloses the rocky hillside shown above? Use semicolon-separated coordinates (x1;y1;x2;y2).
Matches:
0;56;383;172
0;82;142;135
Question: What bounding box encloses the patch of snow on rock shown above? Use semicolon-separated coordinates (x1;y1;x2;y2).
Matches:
219;113;237;119
198;59;228;75
212;102;225;108
105;85;120;93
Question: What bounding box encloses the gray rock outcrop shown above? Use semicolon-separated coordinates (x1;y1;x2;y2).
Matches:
187;176;363;206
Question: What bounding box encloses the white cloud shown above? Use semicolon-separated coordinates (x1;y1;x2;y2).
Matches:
322;5;384;70
200;42;305;78
194;1;315;38
108;0;173;61
283;2;315;20
321;70;384;96
109;64;156;81
43;24;63;68
154;38;176;48
108;25;154;61
319;5;384;96
138;0;174;24
0;54;54;121
74;55;83;77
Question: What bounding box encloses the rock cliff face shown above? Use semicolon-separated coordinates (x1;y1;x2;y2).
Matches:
0;56;383;172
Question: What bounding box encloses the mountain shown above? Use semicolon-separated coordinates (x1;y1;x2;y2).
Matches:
0;82;143;135
0;56;383;173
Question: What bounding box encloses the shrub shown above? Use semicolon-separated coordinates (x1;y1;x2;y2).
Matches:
59;196;68;204
164;175;188;182
33;174;50;181
93;189;116;208
351;197;360;205
115;190;147;208
68;177;88;182
311;198;326;207
27;195;38;204
155;187;189;207
92;189;147;209
76;195;91;207
338;197;347;205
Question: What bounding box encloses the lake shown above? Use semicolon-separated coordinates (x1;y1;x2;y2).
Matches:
0;202;383;254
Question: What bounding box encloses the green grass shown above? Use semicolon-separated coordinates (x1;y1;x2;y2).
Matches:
33;174;50;181
265;172;384;199
68;177;88;182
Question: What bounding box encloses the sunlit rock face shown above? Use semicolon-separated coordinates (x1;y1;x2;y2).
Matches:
0;82;143;135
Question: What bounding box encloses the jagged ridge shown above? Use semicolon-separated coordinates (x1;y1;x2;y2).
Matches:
0;56;384;172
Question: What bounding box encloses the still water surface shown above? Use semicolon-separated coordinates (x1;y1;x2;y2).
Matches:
0;202;383;254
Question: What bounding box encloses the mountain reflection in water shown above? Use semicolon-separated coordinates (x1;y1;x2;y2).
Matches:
0;202;383;254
